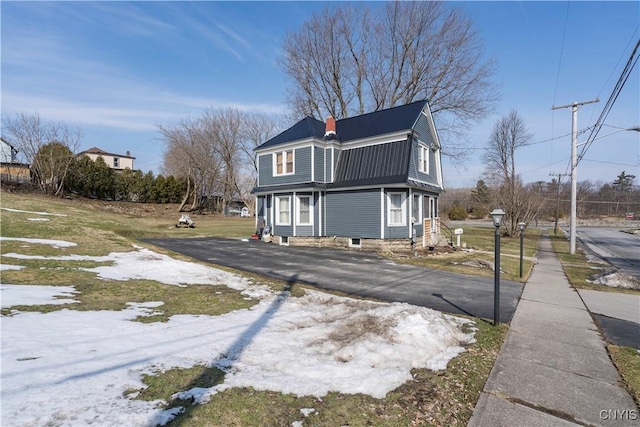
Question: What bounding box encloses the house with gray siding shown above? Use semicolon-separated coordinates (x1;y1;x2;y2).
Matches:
252;100;445;251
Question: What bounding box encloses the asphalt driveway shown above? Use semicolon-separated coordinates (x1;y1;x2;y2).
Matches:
142;237;524;322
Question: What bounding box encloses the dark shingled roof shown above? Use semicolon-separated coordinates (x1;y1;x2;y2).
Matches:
333;100;427;143
257;117;325;149
256;100;428;150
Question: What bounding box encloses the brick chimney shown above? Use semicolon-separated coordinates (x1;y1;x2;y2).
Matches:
324;116;336;138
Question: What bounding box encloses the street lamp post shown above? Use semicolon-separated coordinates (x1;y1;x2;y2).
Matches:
490;208;505;325
518;222;526;278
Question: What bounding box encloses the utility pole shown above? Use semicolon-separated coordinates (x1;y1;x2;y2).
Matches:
549;172;569;236
552;98;599;254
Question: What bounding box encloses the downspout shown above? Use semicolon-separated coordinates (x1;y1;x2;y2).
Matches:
408;188;413;238
293;191;297;237
318;191;322;237
380;188;385;239
270;192;275;229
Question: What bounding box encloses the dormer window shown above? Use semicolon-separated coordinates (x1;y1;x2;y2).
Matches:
274;149;294;176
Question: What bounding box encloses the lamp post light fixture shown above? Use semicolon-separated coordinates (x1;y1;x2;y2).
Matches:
489;208;505;325
518;222;526;278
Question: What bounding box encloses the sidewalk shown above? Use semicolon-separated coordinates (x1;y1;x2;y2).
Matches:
468;232;638;426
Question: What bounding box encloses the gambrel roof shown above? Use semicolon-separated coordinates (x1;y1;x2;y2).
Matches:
252;99;444;194
256;100;429;150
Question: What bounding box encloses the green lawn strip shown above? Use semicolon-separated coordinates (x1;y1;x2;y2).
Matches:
608;345;640;405
127;319;507;427
394;227;540;282
452;226;540;257
548;234;640;295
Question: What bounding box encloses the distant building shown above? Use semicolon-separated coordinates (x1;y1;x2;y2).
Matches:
0;137;31;183
77;147;135;171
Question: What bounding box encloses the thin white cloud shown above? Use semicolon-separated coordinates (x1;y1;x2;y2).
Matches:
2;24;285;133
87;2;177;38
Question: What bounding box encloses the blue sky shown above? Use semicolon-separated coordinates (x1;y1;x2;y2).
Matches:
2;1;638;188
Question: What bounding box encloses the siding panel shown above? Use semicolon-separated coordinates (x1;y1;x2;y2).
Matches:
408;113;438;184
314;146;324;182
259;147;312;186
325;189;381;238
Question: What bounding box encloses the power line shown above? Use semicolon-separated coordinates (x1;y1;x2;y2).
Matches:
583;158;640;167
466;127;592;152
590;24;640;125
550;0;572;176
577;37;640;163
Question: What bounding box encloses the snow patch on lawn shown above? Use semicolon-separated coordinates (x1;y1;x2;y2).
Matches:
1;284;79;308
587;269;640;290
1;207;67;216
0;264;25;271
0;237;77;248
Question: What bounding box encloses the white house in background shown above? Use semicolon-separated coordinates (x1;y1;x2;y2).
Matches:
1;137;18;163
0;137;31;183
78;147;135;171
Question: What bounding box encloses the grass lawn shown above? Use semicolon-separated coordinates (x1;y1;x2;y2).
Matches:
394;226;541;283
1;190;508;425
548;233;640;404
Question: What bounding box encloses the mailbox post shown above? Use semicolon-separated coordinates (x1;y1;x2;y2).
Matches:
454;228;463;247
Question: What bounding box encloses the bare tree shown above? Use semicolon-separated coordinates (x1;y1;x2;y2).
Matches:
239;112;282;213
159;117;222;211
2;112;81;195
241;112;282;178
483;110;541;235
280;1;498;159
159;109;282;214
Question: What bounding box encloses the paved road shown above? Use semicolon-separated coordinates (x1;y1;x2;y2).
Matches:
142;237;524;322
575;227;640;348
577;227;640;279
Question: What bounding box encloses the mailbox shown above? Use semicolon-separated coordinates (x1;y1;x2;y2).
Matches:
453;228;463;247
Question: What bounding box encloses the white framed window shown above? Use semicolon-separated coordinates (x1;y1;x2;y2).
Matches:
276;196;291;225
113;157;120;168
349;237;362;248
296;195;312;226
412;194;421;223
274;149;294;176
387;192;406;226
418;145;429;174
280;236;289;246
